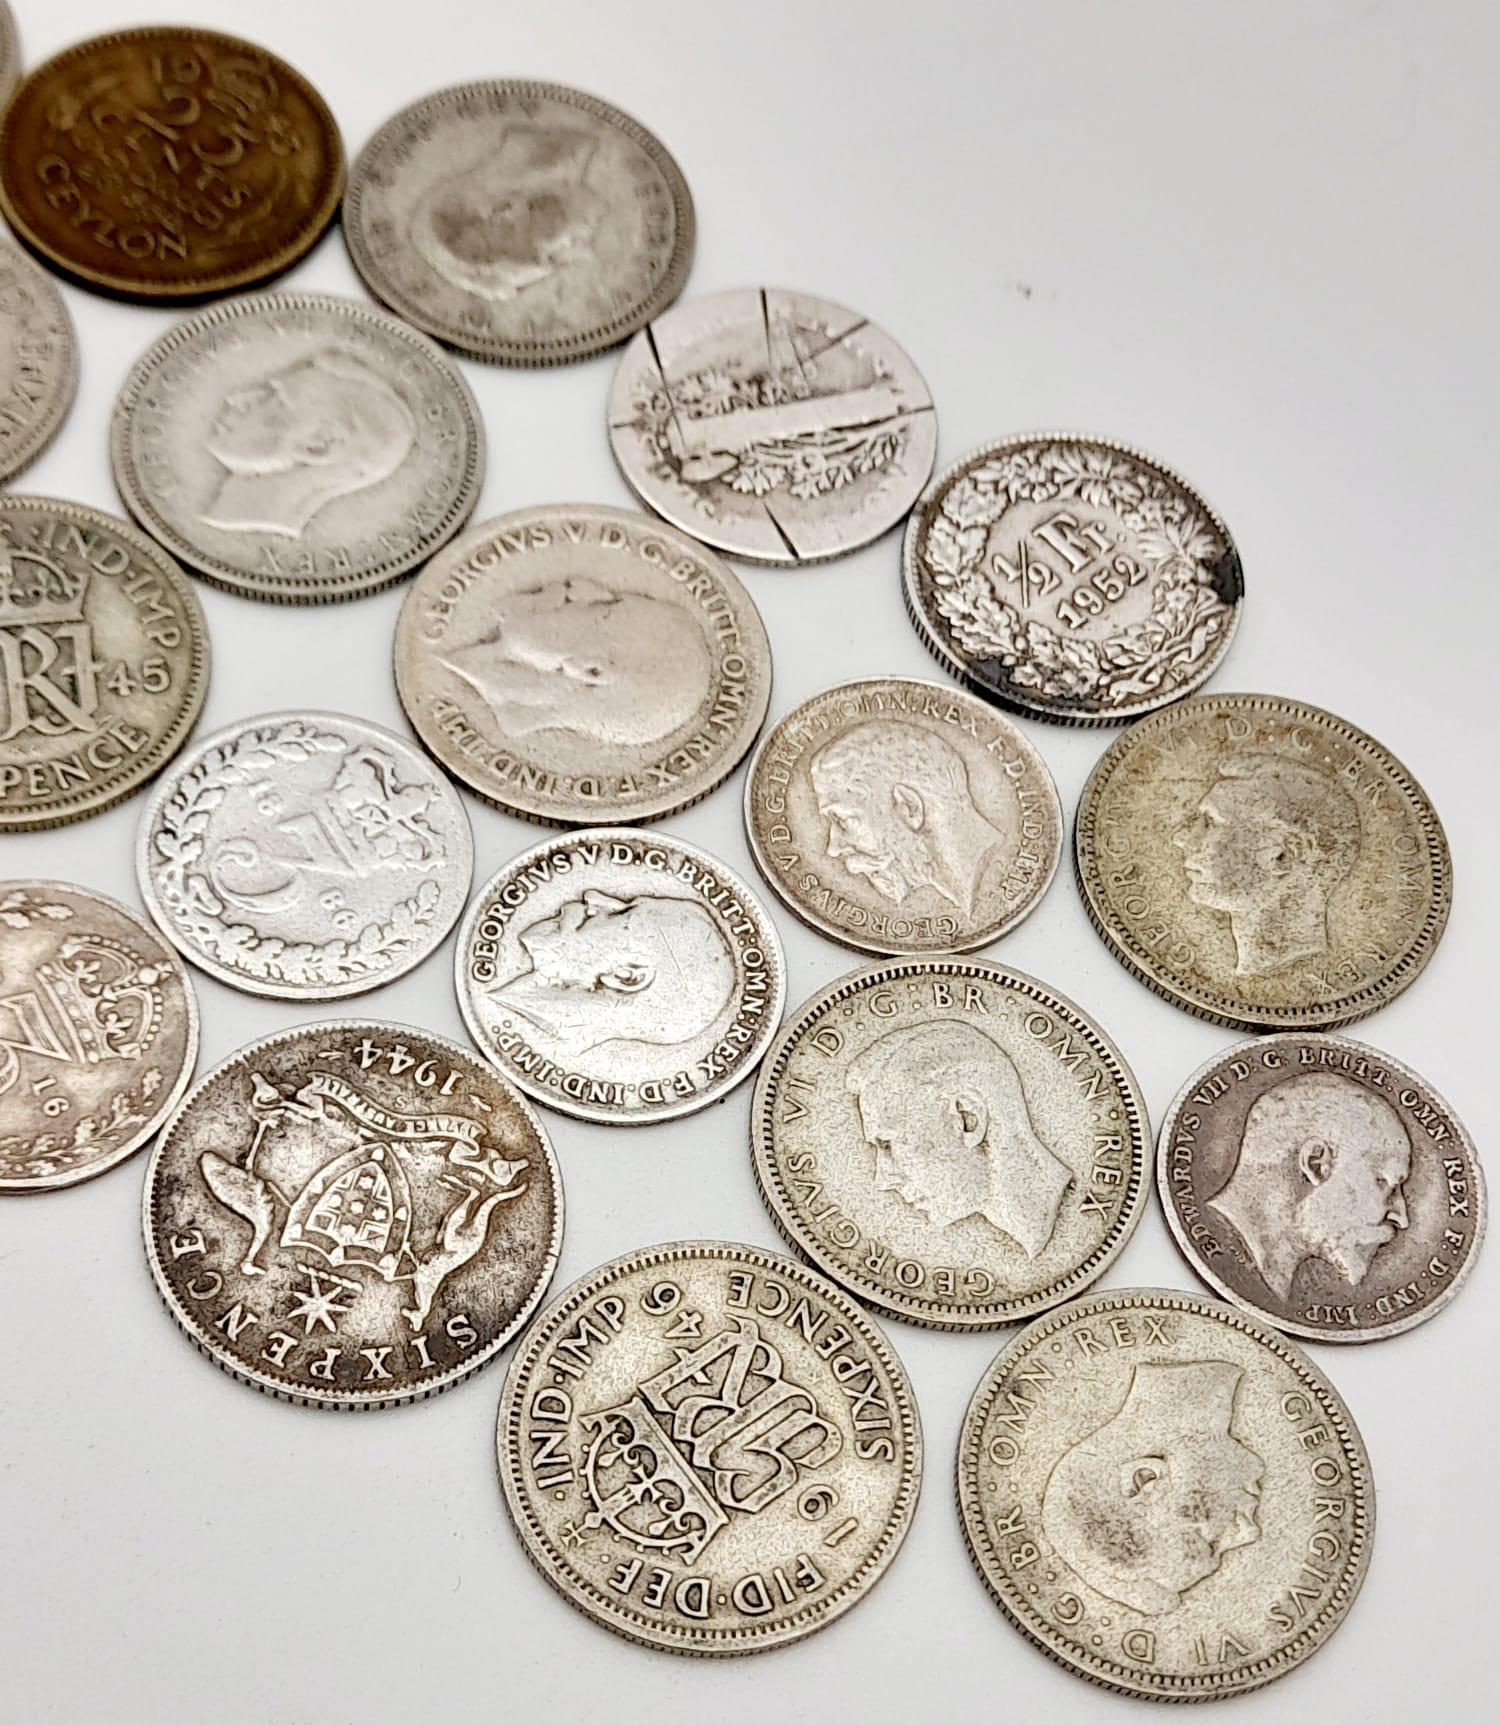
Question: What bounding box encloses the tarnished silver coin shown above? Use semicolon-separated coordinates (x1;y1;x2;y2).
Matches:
1158;1033;1485;1343
609;287;936;564
395;504;771;825
752;959;1149;1329
0;236;77;483
903;435;1242;724
343;81;694;366
498;1239;921;1654
137;711;473;1001
0;881;197;1192
110;291;483;605
958;1287;1373;1700
456;828;785;1124
144;1020;562;1409
1075;693;1451;1029
0;495;209;832
745;677;1061;954
0;2;17;99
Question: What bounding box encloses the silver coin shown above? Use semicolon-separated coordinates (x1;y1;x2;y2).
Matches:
144;1020;562;1409
0;881;198;1193
608;287;937;564
343;80;694;366
957;1287;1374;1700
109;290;483;605
0;2;16;99
497;1239;921;1654
744;677;1061;954
0;235;77;484
395;503;772;825
456;827;785;1124
137;711;473;1001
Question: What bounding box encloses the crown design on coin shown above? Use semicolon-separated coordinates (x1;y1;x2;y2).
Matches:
0;548;87;627
35;936;165;1062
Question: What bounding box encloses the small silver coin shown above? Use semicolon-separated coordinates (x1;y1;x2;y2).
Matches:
137;711;473;1001
0;881;198;1192
395;503;772;825
144;1020;562;1409
456;827;785;1124
609;287;936;564
0;235;77;483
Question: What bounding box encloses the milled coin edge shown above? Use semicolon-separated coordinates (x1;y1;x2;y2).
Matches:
0;239;78;485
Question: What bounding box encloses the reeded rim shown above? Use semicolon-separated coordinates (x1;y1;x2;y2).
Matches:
0;239;77;485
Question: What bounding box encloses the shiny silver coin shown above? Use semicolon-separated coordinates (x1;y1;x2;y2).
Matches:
0;236;77;483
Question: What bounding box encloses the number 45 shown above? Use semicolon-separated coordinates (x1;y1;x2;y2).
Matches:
104;658;170;697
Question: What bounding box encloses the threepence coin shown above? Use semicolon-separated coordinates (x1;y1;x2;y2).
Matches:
609;287;936;564
344;80;694;366
0;236;77;484
0;27;343;302
0;496;209;833
497;1240;920;1654
957;1287;1373;1700
0;882;197;1192
395;504;771;824
903;435;1242;724
110;292;483;605
744;677;1060;955
1158;1033;1485;1343
751;960;1149;1329
456;828;785;1124
137;712;473;1001
1075;693;1451;1029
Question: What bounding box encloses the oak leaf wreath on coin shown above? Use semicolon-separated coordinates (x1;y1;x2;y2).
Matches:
0;1070;163;1181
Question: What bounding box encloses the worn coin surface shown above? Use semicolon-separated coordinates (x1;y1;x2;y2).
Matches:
110;292;483;604
395;504;771;823
498;1239;921;1654
0;236;76;484
745;677;1061;954
0;27;343;301
957;1287;1373;1700
0;495;209;832
0;3;17;100
1074;693;1451;1029
344;80;693;366
137;712;473;1001
903;435;1242;724
752;960;1149;1329
0;881;197;1193
456;828;784;1124
144;1021;562;1409
609;287;936;564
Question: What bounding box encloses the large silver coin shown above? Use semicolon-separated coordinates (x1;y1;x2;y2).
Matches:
609;287;936;564
0;235;77;483
456;828;785;1124
395;503;771;825
343;81;694;366
744;677;1060;954
497;1239;921;1654
110;290;483;605
0;881;197;1192
144;1020;562;1409
958;1287;1374;1700
137;711;472;1000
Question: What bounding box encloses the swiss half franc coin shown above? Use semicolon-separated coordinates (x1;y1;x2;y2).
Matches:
0;236;77;484
395;504;771;824
144;1021;562;1410
497;1240;921;1654
1074;693;1451;1029
1158;1033;1485;1342
957;1287;1374;1700
744;677;1061;954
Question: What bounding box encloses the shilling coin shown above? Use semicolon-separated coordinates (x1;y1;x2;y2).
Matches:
456;828;785;1124
144;1021;562;1409
497;1239;921;1654
395;504;771;824
744;677;1060;954
1075;693;1451;1029
137;711;473;1001
110;292;484;605
957;1287;1373;1700
751;959;1149;1329
0;881;198;1193
903;435;1242;724
608;287;936;564
1158;1033;1485;1343
0;496;209;833
343;80;694;366
0;236;77;484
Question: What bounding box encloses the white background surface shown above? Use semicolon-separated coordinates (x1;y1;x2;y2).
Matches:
2;2;1495;1719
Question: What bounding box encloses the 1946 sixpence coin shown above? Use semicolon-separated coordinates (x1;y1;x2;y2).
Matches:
0;236;76;484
